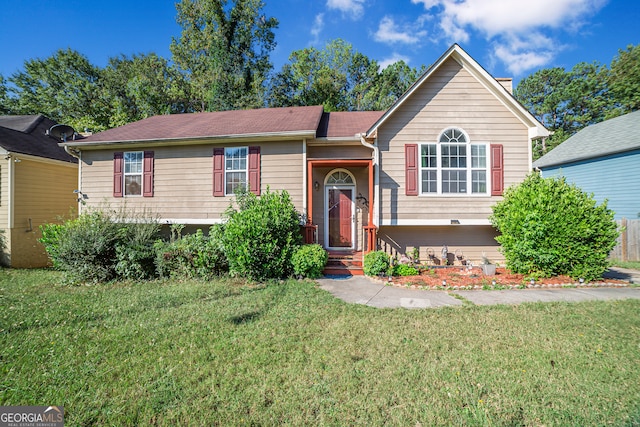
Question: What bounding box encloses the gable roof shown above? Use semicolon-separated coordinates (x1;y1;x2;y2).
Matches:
67;106;326;147
317;111;385;139
533;110;640;169
366;44;549;140
0;115;77;163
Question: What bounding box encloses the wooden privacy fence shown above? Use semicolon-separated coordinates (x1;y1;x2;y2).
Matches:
610;218;640;262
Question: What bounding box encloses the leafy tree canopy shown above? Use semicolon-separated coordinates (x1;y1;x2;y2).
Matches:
7;48;109;132
170;0;278;112
609;44;640;112
514;62;620;159
268;39;422;112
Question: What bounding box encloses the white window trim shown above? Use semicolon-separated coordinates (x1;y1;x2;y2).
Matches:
224;146;248;196
418;131;491;197
124;151;143;197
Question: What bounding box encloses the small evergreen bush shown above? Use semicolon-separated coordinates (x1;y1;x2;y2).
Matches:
393;263;419;276
222;188;302;281
363;251;390;276
490;173;619;281
292;244;328;279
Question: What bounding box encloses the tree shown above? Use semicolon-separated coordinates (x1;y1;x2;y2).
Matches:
0;74;15;114
515;63;617;159
362;60;422;111
170;0;278;112
8;48;109;132
267;39;418;111
609;44;640;112
101;53;191;127
490;173;618;281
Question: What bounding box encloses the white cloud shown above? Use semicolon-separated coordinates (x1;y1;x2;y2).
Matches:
379;53;411;70
493;45;555;75
374;16;427;45
411;0;608;74
327;0;365;20
310;13;324;44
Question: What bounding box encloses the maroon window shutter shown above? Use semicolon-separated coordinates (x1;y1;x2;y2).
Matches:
213;148;224;197
248;146;261;196
143;151;154;197
405;144;418;196
491;144;504;196
113;152;124;198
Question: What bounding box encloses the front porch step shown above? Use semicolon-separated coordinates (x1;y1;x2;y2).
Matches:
323;251;364;276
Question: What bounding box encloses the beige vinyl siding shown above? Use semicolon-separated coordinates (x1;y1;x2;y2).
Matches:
377;225;502;264
307;144;372;160
11;158;78;267
80;141;304;222
377;57;530;224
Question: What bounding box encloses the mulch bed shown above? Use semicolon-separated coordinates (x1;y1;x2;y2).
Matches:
386;266;629;290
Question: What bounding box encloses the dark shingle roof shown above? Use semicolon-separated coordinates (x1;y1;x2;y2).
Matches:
0;115;77;163
534;110;640;169
79;106;326;143
317;111;385;138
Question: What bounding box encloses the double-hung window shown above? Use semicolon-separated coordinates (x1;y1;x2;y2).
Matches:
225;147;248;195
124;151;143;196
420;128;488;195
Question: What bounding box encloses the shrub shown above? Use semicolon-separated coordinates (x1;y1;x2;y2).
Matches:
292;244;328;279
40;208;160;284
154;225;228;280
363;251;390;276
490;173;619;281
40;211;123;283
115;219;161;280
222;188;302;281
393;263;419;276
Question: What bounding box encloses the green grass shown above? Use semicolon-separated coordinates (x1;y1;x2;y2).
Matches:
610;259;640;270
1;269;640;426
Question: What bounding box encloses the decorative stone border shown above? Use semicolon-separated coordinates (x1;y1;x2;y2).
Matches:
370;275;632;291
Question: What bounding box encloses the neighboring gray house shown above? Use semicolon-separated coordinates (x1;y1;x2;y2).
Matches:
533;110;640;220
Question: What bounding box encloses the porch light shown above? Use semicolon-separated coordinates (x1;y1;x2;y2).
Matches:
314;180;320;191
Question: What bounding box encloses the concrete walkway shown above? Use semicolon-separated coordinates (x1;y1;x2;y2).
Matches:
316;268;640;309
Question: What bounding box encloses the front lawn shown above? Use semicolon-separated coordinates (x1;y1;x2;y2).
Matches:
1;269;639;425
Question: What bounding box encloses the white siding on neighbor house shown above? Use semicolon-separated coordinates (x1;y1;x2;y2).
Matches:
541;149;640;220
376;57;530;224
80;141;305;222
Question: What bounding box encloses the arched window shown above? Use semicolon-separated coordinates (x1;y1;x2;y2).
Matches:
419;127;488;195
326;170;354;185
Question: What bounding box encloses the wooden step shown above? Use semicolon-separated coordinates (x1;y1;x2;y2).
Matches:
323;251;364;276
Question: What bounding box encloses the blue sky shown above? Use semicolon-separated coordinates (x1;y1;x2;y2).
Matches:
1;0;638;86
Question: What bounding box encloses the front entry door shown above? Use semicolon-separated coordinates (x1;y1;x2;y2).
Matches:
327;188;353;248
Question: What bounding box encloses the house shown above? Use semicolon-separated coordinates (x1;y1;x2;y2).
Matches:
61;44;548;267
533;110;640;220
0;115;78;267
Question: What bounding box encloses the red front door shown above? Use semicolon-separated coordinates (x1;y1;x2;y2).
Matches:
328;188;353;248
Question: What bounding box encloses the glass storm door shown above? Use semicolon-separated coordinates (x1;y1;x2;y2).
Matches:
327;187;353;248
